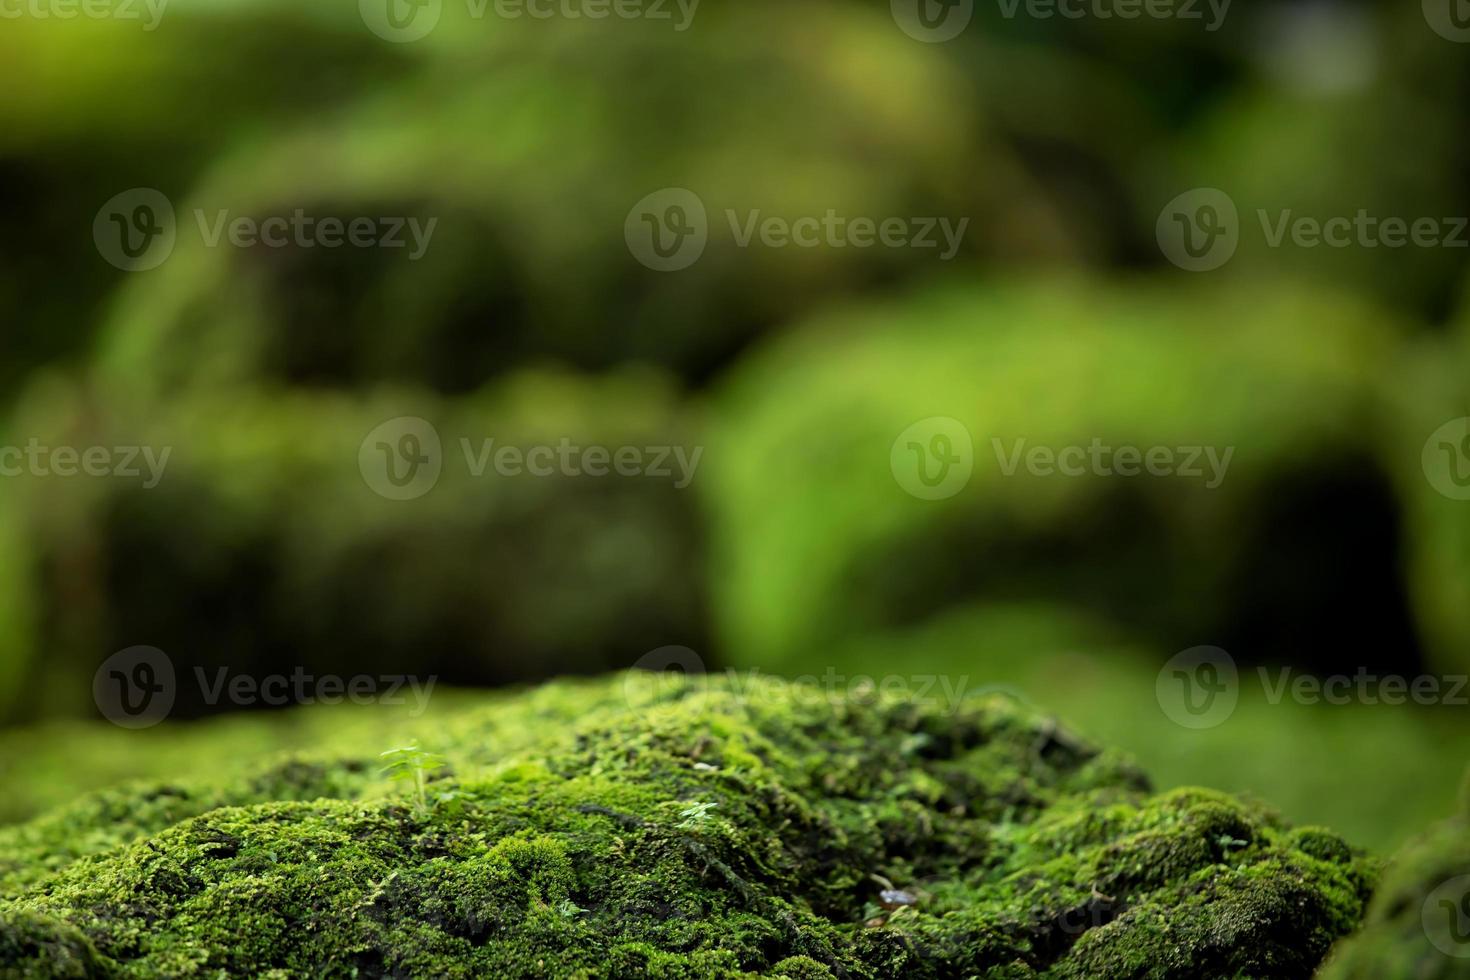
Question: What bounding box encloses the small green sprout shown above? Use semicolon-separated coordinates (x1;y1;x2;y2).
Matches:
379;741;446;814
677;801;718;830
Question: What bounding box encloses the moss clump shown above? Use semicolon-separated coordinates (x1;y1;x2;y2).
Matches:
0;675;1373;978
703;278;1412;674
1318;778;1470;980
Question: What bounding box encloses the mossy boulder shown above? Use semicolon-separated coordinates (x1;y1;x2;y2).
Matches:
0;369;705;724
1384;321;1470;682
1319;779;1470;979
0;674;1373;977
0;6;410;397
1168;3;1470;319
91;4;1040;398
703;277;1420;674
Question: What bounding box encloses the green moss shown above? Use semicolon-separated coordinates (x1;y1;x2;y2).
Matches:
702;277;1413;673
92;6;1016;399
1;675;1374;978
1318;779;1470;980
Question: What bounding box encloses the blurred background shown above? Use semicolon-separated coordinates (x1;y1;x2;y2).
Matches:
2;0;1469;856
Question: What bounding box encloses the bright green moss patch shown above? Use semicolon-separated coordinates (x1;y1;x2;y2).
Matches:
1;675;1375;978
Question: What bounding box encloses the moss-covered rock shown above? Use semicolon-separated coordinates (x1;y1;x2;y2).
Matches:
1319;779;1470;980
1384;321;1470;684
0;370;705;724
91;4;1044;398
0;674;1373;977
0;5;412;399
703;277;1420;674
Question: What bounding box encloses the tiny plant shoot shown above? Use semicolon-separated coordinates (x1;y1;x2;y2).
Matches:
379;741;446;813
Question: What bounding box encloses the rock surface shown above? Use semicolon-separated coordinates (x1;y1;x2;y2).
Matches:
0;674;1375;978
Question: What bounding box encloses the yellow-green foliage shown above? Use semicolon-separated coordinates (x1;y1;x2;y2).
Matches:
1;674;1373;977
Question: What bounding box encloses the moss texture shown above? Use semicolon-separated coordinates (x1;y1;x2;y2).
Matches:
1318;777;1470;979
1;674;1373;978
